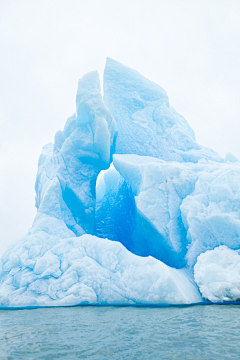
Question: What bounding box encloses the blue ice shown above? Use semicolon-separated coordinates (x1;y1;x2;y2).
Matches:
104;58;222;163
0;59;240;307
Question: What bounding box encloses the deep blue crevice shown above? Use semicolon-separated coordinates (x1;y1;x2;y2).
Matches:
95;177;135;253
95;170;187;269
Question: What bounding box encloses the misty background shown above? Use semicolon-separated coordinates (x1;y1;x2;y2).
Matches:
0;0;240;255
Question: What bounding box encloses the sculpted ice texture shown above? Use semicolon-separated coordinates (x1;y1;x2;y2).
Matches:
103;58;222;163
1;58;240;307
95;165;136;253
0;66;202;307
35;70;117;236
96;155;240;271
0;235;202;307
181;161;240;267
194;246;240;302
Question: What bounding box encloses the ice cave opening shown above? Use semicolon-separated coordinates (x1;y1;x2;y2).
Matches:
95;164;186;269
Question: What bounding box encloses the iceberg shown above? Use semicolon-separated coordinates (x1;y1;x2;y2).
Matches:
1;58;240;307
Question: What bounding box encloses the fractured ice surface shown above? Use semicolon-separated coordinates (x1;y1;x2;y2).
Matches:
104;58;222;163
35;70;117;236
194;246;240;303
1;58;240;307
0;234;201;307
96;155;240;271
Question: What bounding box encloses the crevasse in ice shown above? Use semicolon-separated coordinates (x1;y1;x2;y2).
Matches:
0;59;240;307
110;155;240;269
35;70;117;237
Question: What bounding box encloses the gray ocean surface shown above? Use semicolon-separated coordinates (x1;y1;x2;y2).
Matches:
0;305;240;359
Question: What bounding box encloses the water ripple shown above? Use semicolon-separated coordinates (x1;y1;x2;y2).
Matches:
0;305;240;359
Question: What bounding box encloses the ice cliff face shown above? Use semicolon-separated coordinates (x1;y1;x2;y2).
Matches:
104;58;222;163
35;71;117;236
0;59;239;307
96;155;240;270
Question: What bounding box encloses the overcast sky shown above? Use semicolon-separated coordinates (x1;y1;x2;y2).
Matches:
0;0;240;255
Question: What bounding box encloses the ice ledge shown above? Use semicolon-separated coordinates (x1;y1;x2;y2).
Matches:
0;234;202;308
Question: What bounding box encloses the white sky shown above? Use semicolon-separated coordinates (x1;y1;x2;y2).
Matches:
0;0;240;255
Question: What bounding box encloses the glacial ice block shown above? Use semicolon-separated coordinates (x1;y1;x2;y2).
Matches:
194;246;240;302
35;71;117;236
108;154;240;268
0;234;202;307
104;58;222;163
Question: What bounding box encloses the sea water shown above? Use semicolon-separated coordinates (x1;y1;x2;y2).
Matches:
0;305;240;359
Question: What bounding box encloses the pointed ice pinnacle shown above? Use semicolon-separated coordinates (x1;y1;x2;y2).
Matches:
104;58;222;163
35;70;117;236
